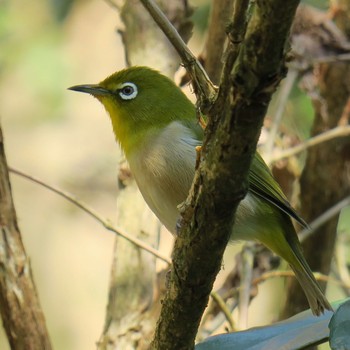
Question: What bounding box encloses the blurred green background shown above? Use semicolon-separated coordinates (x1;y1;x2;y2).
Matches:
1;1;123;348
0;0;348;349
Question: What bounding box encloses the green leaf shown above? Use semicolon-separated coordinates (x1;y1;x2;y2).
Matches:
329;299;350;350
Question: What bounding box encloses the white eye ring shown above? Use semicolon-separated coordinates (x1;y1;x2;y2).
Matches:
118;82;138;100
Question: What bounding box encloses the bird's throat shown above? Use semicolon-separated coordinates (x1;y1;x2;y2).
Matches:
100;98;138;155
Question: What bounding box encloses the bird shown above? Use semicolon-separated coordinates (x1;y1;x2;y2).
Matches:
69;66;332;316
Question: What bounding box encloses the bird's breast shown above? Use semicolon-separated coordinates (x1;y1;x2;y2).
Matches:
127;121;199;233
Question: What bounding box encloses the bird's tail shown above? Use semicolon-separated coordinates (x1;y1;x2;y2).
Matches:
288;254;333;316
262;223;333;316
278;227;332;316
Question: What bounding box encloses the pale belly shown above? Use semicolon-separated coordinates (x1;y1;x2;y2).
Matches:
127;122;200;233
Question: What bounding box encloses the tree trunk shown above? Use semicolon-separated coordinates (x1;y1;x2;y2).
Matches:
0;126;52;350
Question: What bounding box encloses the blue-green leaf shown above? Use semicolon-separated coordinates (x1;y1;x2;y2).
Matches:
196;299;349;350
329;299;350;350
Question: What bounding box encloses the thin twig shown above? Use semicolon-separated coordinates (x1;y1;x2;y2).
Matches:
289;53;350;69
210;291;236;332
252;270;349;288
9;167;171;265
270;125;350;163
238;243;254;330
299;196;350;243
313;53;350;63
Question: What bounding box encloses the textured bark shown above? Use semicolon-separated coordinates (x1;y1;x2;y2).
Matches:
150;1;300;349
282;4;350;318
0;126;52;350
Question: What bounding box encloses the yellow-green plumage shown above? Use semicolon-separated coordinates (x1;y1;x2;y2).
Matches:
69;66;332;316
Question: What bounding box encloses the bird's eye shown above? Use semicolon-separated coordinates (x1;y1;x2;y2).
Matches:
118;82;138;100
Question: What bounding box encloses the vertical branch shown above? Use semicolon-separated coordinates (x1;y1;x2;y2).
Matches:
0;126;52;349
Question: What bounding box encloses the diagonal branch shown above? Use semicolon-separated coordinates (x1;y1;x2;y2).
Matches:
9;167;171;264
270;125;350;163
299;196;350;243
138;0;217;111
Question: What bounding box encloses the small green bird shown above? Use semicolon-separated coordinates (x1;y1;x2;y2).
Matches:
69;66;332;316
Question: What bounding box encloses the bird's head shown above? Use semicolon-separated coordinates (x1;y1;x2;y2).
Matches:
69;66;196;154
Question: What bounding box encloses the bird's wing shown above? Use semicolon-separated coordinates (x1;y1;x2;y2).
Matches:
249;153;308;228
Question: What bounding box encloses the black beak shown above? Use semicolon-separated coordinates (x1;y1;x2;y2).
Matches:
68;84;112;96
